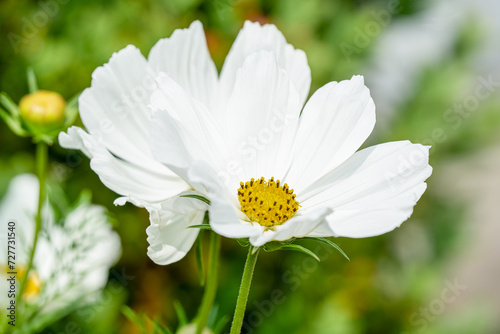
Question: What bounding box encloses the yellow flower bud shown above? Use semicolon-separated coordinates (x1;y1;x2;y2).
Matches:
19;90;66;131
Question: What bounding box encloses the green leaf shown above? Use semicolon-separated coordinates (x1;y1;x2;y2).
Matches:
308;237;350;261
280;244;320;261
173;300;188;327
187;224;212;230
27;67;39;93
121;305;145;328
196;231;205;286
180;194;211;205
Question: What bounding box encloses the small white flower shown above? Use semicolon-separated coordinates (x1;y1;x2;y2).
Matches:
59;21;431;265
0;174;121;318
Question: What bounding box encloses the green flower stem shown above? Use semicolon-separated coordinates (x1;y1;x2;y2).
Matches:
17;142;48;323
229;247;260;334
195;232;221;334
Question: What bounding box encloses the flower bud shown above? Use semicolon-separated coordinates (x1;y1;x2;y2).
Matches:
19;90;66;132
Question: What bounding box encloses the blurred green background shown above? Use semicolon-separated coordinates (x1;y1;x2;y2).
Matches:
1;0;500;333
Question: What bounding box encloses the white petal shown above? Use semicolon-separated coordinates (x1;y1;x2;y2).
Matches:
286;75;376;191
149;73;228;179
224;51;301;183
249;207;332;247
219;21;311;112
208;194;261;239
60;44;190;207
148;21;218;111
146;192;208;265
299;141;432;238
60;127;189;208
79;45;155;163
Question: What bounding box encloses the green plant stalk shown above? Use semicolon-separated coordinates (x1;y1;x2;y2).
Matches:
195;232;221;334
229;247;260;334
17;142;48;326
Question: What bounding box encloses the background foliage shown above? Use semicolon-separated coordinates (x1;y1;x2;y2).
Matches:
1;0;499;333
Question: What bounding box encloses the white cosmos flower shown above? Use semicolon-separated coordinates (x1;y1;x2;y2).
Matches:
59;20;431;265
0;174;121;319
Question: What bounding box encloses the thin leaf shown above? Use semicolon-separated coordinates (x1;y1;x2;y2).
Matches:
280;244;320;261
27;67;38;93
309;237;350;261
173;300;188;327
180;194;211;205
187;224;212;230
196;231;205;286
121;305;145;328
153;321;173;334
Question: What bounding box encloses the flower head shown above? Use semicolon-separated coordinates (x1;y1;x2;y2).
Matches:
60;20;431;264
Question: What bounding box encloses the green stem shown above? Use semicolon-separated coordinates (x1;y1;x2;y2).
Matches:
17;142;48;324
195;232;221;334
229;247;260;334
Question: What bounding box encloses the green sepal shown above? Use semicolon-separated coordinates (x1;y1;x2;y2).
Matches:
262;238;296;252
0;106;29;137
180;194;211;205
187;224;212;230
63;91;81;128
236;238;250;247
33;133;54;145
279;244;320;261
305;237;350;261
0;92;20;117
250;245;259;255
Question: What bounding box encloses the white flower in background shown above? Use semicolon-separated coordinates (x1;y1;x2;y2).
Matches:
0;174;121;320
59;21;431;265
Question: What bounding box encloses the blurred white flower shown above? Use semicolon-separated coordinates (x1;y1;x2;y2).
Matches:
0;174;121;319
59;21;431;265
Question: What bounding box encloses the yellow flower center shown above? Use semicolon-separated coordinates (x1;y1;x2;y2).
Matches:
23;271;42;301
237;177;300;227
2;265;42;301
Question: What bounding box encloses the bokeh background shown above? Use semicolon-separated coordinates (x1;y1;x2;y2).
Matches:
1;0;499;333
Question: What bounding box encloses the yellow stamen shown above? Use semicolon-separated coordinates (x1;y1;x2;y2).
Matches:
237;177;299;227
